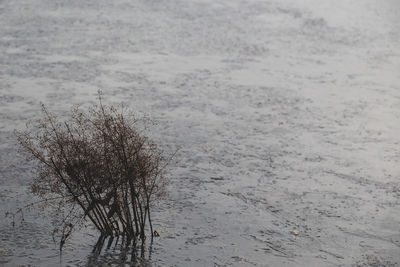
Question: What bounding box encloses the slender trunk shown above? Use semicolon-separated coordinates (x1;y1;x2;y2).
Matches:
137;197;145;240
147;199;153;240
123;187;134;237
129;181;140;234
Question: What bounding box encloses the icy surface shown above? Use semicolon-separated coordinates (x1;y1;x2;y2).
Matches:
1;0;400;266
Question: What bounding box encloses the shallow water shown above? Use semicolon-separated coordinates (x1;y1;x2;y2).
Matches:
1;0;400;266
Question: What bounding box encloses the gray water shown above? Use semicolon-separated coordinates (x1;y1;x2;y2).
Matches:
1;0;400;266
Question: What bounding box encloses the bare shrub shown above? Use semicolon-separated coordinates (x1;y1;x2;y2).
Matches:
15;97;170;249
